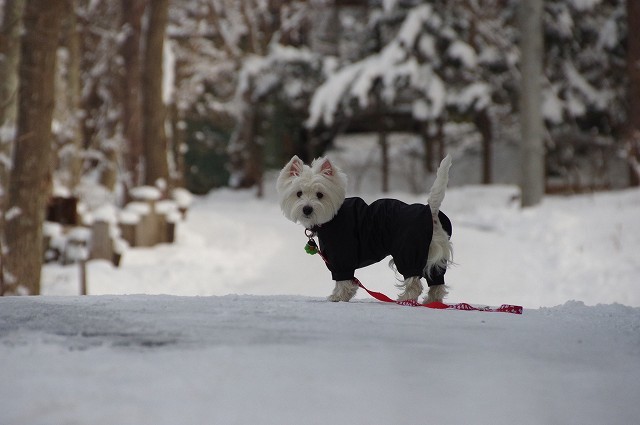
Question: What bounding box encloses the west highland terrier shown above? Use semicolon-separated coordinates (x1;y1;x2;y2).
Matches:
276;154;453;304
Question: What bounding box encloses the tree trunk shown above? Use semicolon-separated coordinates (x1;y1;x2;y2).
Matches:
627;0;640;186
419;122;434;173
0;0;26;295
378;128;389;193
374;85;389;193
249;108;264;197
519;0;545;207
121;0;146;190
228;79;263;192
142;0;170;189
0;0;26;195
4;0;64;295
0;0;25;130
169;102;186;189
475;109;493;184
62;0;83;192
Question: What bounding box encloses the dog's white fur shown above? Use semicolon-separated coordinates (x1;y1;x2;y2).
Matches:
277;155;453;304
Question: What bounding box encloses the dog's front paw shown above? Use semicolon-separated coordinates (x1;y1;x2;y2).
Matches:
327;294;344;302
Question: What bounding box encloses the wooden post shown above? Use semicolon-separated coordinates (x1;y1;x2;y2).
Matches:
119;222;137;247
146;199;160;246
165;221;175;243
137;211;154;247
79;259;87;295
90;220;113;261
66;230;90;295
129;186;162;246
124;201;154;247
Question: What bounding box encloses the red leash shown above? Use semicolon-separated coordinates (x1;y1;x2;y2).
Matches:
305;231;523;315
355;278;523;314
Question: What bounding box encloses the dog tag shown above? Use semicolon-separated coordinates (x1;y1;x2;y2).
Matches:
304;239;318;255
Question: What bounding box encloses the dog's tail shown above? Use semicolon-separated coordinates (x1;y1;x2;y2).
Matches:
427;154;452;216
425;154;453;282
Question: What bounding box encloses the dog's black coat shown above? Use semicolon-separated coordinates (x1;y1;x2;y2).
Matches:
314;197;452;285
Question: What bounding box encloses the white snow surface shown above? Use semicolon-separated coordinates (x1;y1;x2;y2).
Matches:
3;171;640;424
2;295;639;425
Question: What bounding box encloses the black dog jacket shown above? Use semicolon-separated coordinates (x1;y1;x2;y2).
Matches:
314;197;452;286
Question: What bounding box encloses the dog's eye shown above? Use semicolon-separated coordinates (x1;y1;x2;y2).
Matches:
296;191;302;198
317;192;324;199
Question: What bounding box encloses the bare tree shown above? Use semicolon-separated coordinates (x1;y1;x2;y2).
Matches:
519;0;545;207
142;0;170;188
4;0;64;295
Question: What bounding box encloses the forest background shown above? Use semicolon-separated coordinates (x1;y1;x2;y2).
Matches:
0;0;639;295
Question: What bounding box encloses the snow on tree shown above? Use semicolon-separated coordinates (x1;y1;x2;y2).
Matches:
304;0;628;191
307;4;455;128
169;0;315;193
228;44;324;194
306;1;494;185
542;0;628;190
166;0;631;194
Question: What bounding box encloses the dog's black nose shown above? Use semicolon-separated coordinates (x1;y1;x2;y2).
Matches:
302;206;313;216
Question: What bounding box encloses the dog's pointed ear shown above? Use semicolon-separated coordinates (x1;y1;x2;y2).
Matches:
319;158;334;177
288;155;303;177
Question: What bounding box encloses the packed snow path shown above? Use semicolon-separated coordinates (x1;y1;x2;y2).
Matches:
1;295;639;425
42;186;640;309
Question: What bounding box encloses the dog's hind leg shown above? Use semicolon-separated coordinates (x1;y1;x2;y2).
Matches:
424;284;449;304
396;276;423;302
425;218;453;278
327;280;359;302
423;222;452;304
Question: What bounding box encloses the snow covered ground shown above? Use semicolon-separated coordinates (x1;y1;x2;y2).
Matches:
2;161;640;424
1;295;639;424
41;178;640;309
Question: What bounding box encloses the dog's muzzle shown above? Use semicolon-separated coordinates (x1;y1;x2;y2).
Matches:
302;205;313;216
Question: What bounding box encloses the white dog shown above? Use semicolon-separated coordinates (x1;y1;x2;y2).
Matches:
276;155;453;304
